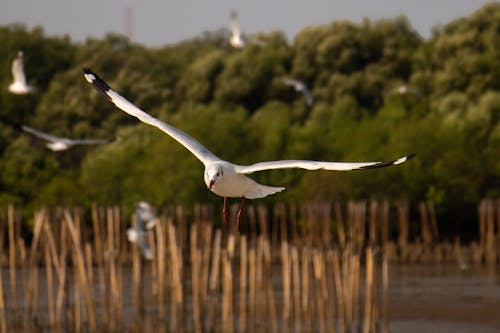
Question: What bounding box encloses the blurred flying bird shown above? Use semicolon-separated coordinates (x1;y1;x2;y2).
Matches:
22;125;108;151
389;84;423;97
8;51;35;94
283;78;313;108
84;69;415;230
127;201;157;260
229;10;245;49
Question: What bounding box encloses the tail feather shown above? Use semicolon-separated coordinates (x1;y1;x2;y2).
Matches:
245;184;285;199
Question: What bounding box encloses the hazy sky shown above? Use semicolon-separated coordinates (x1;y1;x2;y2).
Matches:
0;0;494;46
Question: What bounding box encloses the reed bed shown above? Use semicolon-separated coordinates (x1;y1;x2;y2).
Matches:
0;199;498;332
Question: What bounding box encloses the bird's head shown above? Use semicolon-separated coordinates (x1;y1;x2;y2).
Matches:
204;164;224;190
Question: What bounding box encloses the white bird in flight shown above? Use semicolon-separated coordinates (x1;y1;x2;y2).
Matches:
127;201;157;260
283;78;314;108
229;10;245;49
389;84;423;97
8;51;35;95
22;125;109;152
83;69;415;229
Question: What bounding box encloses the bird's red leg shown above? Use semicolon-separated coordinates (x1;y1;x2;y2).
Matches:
236;196;246;231
222;197;229;224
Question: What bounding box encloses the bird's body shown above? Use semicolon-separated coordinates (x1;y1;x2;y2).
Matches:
229;11;246;49
205;161;284;199
127;201;157;260
83;69;415;228
283;78;313;107
9;51;35;95
22;125;108;151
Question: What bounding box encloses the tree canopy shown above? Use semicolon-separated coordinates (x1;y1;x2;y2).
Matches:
0;4;499;230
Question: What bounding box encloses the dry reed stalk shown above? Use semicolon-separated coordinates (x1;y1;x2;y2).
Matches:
342;251;353;332
132;231;141;329
312;250;327;333
84;243;93;297
246;205;257;240
290;203;298;243
419;202;433;244
257;205;269;239
65;211;97;332
382;251;389;333
221;251;234;333
55;222;68;328
106;208;118;331
175;205;186;250
397;200;410;262
291;246;301;332
483;200;497;265
281;241;291;332
275;202;287;244
200;222;212;305
427;202;439;241
206;229;221;332
44;243;56;330
322;203;333;247
352;254;361;333
254;237;265;331
42;221;62;282
155;218;166;321
239;236;247;333
381;201;389;247
91;206;108;327
301;246;312;332
334;202;346;249
190;223;202;333
369;201;378;245
363;248;374;333
331;250;345;333
73;251;82;333
262;238;278;333
247;247;256;332
24;210;45;324
167;221;183;331
226;234;235;259
0;263;6;333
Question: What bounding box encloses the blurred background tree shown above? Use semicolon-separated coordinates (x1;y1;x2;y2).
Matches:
0;3;499;235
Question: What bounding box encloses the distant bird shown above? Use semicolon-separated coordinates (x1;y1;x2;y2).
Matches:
389;84;423;98
84;69;415;230
127;201;157;260
8;51;35;95
283;78;313;108
22;125;108;151
229;10;245;49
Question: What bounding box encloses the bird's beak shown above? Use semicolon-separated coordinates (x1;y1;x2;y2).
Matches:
209;180;215;189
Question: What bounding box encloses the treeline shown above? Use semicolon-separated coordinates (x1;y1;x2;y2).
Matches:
0;3;499;229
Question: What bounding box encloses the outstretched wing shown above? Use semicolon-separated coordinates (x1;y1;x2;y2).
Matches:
83;69;221;166
70;139;108;146
230;10;241;36
237;153;415;174
12;51;27;86
22;125;61;143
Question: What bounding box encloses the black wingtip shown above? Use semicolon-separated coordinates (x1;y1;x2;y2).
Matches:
82;68;112;100
360;153;416;170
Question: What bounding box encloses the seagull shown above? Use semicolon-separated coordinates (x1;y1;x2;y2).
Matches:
8;51;35;94
229;10;245;49
283;78;313;108
22;125;108;152
389;84;423;97
127;201;157;260
83;69;415;230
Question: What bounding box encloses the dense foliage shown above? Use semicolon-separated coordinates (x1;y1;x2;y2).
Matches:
0;4;499;230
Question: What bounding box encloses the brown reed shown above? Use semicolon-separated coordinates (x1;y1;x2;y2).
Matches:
0;200;496;332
